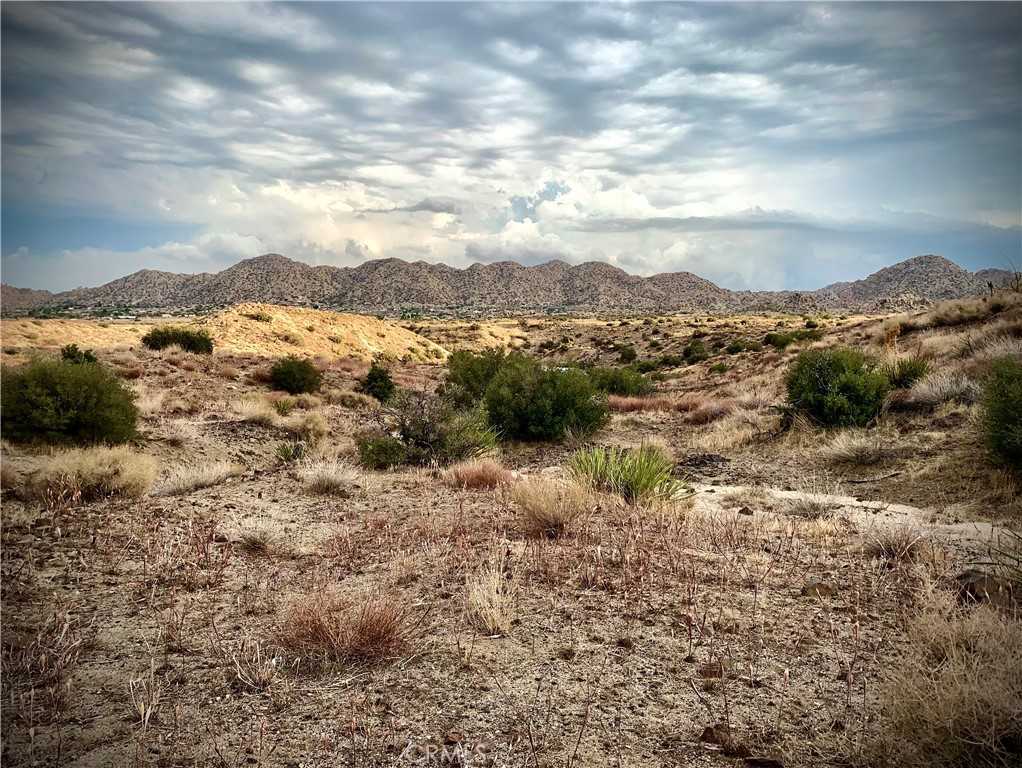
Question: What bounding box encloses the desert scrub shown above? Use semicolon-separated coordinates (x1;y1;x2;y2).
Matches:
586;366;654;396
27;446;157;500
141;326;213;354
444;348;507;407
298;459;365;495
442;459;513;490
357;360;395;403
982;357;1022;471
155;461;243;496
569;443;688;505
269;355;321;394
60;344;97;364
484;354;608;441
785;347;890;427
2;357;139;444
884;356;929;389
371;392;497;466
356;432;408;469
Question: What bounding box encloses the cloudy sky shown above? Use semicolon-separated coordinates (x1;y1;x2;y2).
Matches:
2;2;1020;292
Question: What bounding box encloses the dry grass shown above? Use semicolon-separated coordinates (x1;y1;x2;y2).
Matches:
136;389;166;416
237;528;278;557
281;411;329;445
442;459;513;490
278;593;411;662
864;525;926;565
234;397;277;426
820;429;891;466
871;582;1022;768
908;371;981;407
607;394;677;412
297;459;366;495
693;412;769;452
783;476;842;520
684;399;735;425
164;420;200;447
466;550;520;635
155;460;244;496
512;478;589;538
28;446;157;501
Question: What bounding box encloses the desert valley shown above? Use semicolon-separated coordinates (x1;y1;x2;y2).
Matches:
1;253;1019;767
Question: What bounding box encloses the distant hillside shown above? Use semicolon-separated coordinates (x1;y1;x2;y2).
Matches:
1;253;1010;316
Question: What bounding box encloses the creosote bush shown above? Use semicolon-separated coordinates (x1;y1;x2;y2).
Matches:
141;326;213;354
444;348;506;407
2;357;139;444
269;356;322;395
785;347;890;427
358;360;396;403
982;356;1022;471
586;366;653;396
356;432;408;470
484;354;608;441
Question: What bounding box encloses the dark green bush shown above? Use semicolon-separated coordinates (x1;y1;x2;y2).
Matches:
586;366;654;396
683;340;708;363
884;357;930;389
785;348;890;427
355;432;408;469
444;348;506;407
710;362;729;374
616;344;638;364
634;359;658;374
484;354;608;441
269;356;322;394
61;344;97;364
804;318;819;329
657;354;685;368
358;360;396;402
765;328;824;349
1;358;138;444
982;357;1022;471
141;326;213;354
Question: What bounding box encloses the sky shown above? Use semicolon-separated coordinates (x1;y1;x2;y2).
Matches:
2;1;1020;293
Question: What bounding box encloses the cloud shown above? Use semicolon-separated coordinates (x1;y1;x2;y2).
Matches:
1;2;1019;290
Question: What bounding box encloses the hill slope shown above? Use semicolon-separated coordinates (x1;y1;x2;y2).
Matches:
2;252;1007;315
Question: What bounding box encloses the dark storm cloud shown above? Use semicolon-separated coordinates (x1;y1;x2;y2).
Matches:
1;2;1019;290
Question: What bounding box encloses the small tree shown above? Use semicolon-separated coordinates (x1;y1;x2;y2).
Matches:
444;348;506;407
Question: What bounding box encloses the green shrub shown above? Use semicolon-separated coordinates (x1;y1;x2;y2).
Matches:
445;348;506;407
765;329;823;349
358;361;396;403
484;354;608;441
885;357;930;389
785;348;890;427
1;358;139;444
710;362;729;374
586;366;653;396
657;354;685;368
269;356;322;394
568;444;688;505
683;339;708;363
982;357;1022;471
355;432;408;469
275;440;306;463
273;397;296;416
242;311;272;323
634;359;658;374
141;326;213;354
616;344;638;364
61;344;97;364
384;392;496;466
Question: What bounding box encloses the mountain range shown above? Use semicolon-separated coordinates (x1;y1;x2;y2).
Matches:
1;253;1013;316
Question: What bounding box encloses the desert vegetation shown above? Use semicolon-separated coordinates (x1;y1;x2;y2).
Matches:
1;292;1019;767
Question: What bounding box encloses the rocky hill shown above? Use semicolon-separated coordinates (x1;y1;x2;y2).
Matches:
1;253;1008;316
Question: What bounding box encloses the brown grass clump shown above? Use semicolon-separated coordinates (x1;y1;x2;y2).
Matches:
28;446;157;501
684;399;735;425
234;397;276;426
281;411;329;445
442;459;513;490
512;478;589;538
466;550;521;635
607;394;677;412
278;593;411;662
155;460;244;496
326;388;377;409
870;583;1022;768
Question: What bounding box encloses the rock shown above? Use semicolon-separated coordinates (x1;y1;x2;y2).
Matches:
616;636;634;650
801;580;837;598
737;506;754;516
956;570;1016;610
745;758;784;768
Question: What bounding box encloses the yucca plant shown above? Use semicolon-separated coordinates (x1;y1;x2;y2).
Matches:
275;440;306;463
568;443;689;505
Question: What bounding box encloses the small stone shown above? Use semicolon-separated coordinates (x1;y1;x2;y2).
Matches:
737;506;754;515
616;636;634;650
